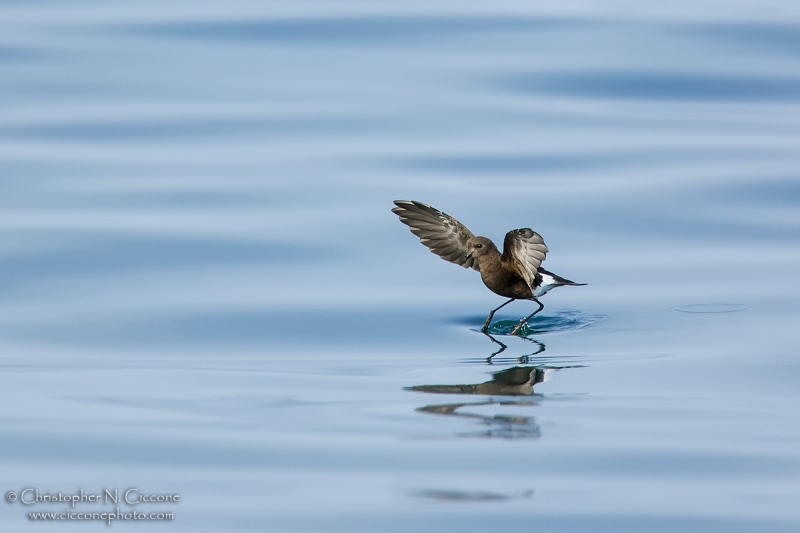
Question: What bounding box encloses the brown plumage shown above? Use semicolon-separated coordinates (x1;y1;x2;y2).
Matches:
392;200;585;335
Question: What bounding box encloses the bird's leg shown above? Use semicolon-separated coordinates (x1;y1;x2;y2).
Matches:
482;331;507;363
510;299;544;336
482;298;515;332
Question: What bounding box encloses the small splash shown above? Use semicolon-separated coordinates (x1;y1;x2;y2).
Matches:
483;309;606;336
673;304;750;314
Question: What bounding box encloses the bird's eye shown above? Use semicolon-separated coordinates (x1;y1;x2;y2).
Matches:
475;243;483;249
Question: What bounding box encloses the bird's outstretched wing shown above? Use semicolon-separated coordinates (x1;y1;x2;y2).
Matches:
392;200;479;270
502;228;548;289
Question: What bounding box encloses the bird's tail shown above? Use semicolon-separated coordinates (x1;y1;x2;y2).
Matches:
538;267;587;286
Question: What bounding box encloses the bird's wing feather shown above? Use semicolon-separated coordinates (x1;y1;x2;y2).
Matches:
392;200;479;270
502;228;548;289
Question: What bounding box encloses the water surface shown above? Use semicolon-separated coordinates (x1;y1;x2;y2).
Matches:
1;1;799;531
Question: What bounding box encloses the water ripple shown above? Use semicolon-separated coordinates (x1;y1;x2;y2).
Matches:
505;71;800;102
673;303;751;313
124;16;582;44
456;309;607;336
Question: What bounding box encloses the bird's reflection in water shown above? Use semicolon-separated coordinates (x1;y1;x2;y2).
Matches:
410;365;548;396
408;334;583;439
407;366;552;439
416;399;540;439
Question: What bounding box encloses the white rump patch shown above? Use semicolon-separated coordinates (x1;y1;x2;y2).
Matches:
533;273;558;297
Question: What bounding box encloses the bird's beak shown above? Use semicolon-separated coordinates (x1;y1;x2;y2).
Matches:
464;252;473;261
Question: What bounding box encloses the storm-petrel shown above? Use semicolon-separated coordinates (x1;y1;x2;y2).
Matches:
392;200;585;335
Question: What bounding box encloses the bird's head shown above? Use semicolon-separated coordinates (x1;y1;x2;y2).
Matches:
464;236;495;262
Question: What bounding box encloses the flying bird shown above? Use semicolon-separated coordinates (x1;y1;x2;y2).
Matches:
392;200;585;335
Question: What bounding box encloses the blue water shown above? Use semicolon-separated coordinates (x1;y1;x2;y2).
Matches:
1;2;800;531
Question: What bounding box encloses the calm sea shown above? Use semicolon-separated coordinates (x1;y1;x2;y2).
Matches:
1;2;799;531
